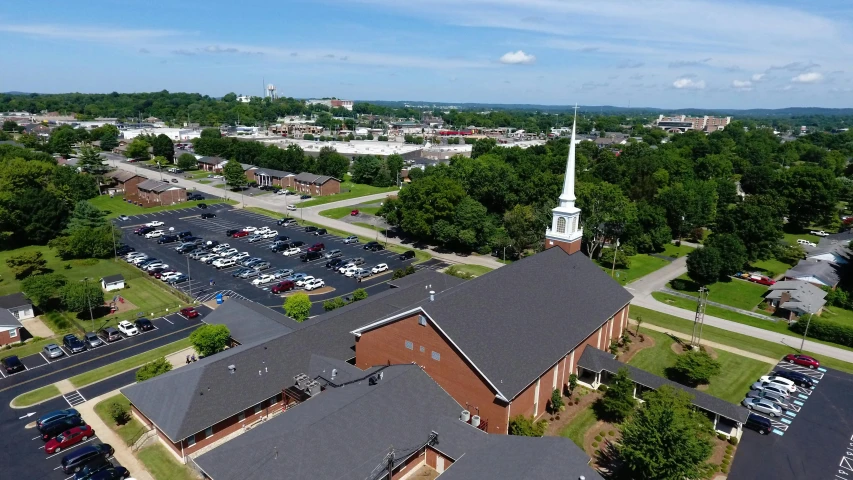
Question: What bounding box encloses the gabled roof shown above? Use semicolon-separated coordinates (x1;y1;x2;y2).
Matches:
105;170;142;183
100;274;124;284
0;309;23;329
293;172;340;185
766;280;826;313
784;259;842;287
353;248;633;400
578;347;748;423
253;168;294;178
137;179;180;193
197;156;227;165
0;292;31;309
202;298;298;345
122;270;464;441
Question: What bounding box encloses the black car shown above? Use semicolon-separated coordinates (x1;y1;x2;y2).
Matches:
135;226;154;236
367;243;384;251
305;226;318;233
326;258;344;269
363;241;380;250
183;236;201;243
314;228;327;235
226;229;241;237
177;231;192;239
134;318;154;332
73;456;113;480
188;194;204;201
61;443;114;474
771;369;816;388
197;203;208;209
39;416;85;441
271;243;290;253
275;235;290;242
201;212;216;219
301;251;323;262
291;240;305;248
399;250;416;260
300;194;311;199
37;409;80;429
170;178;179;183
157;235;178;244
744;413;772;435
115;245;135;255
2;355;25;374
88;466;129;480
63;334;88;354
176;244;197;253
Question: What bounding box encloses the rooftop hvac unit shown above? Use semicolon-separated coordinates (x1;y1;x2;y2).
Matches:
294;373;310;390
460;410;470;422
306;380;321;397
471;415;481;428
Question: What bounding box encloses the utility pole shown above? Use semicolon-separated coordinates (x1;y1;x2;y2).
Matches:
690;286;709;347
799;304;814;352
82;277;95;332
186;254;192;301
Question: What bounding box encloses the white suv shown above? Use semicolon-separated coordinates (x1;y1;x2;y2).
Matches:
117;320;139;336
304;278;325;291
145;230;165;238
757;376;797;393
213;258;236;269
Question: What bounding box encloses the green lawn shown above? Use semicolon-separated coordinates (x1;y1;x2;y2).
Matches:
69;337;192;388
598;254;670;286
94;394;146;446
298;183;398;207
11;384;60;407
749;258;792;278
558;406;597;449
670;275;768;311
353;222;384;232
818;306;853;328
319;205;382;220
187;170;212;179
197;179;212;184
448;264;494;277
628;330;770;404
88;194;234;219
138;443;198;480
631;305;853;374
661;243;695;258
782;232;821;246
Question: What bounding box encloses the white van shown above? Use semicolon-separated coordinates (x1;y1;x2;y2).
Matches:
796;239;816;247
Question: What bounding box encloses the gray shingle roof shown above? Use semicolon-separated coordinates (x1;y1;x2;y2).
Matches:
766;280;827;313
197;156;227;165
0;292;31;309
578;347;748;423
100;274;124;284
784;259;842;287
122;270;464;441
293;172;340;185
0;309;22;328
253;168;294;178
358;248;633;400
203;298;297;345
105;170;141;182
137;179;179;193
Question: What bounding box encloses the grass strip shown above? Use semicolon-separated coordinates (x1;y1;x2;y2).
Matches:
559;406;597;449
69;338;192;388
94;395;145;445
138;443;198;480
11;384;61;407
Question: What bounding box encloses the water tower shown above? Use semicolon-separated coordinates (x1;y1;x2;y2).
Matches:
266;84;277;100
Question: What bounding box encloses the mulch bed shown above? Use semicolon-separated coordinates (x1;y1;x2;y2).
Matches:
583;420;621;459
543;388;601;436
615;333;656;363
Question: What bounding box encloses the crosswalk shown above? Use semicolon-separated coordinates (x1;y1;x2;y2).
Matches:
63;390;86;407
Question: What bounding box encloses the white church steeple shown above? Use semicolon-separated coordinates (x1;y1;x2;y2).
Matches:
545;105;583;254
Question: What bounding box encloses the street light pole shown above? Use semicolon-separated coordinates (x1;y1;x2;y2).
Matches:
503;244;512;263
82;277;95;332
799;305;814;352
186;254;192;301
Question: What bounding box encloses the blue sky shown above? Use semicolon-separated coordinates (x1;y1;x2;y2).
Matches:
2;0;852;109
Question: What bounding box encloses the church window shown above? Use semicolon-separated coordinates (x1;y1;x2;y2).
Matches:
556;217;566;234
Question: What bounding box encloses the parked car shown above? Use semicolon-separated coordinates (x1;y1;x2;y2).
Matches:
169;274;189;284
243;226;258;232
232;230;249;238
350;209;359;216
354;269;372;280
115;245;134;255
271;280;296;293
257;227;272;234
295;276;315;287
742;397;782;417
247;234;263;243
200;212;216;219
37;409;80;429
39;416;85;441
226;229;241;237
2;355;25;374
287;205;297;211
134;226;154;236
288;273;308;282
238;269;260;279
341;265;358;276
180;307;199;319
291;240;305;248
117;215;129;221
314;228;327;235
72;455;113;480
134;318;154;332
45;425;95;454
157;235;178;244
117;321;139;336
770;369;816;388
86;466;129;480
301;251;323;262
145;221;164;227
343;236;359;244
160;271;181;282
300;194;311;199
810;230;829;237
757;376;797;393
748;275;776;286
84;332;103;348
253;261;271;270
175;244;197;254
744;413;773;435
252;274;277;285
324;249;342;259
363;241;380;250
399;250;416;260
746;389;788;410
272;269;294;279
262;230;278;239
270;242;289;253
367;243;384;251
785;353;820;369
63;334;88;354
60;443;114;474
232;252;250;261
305;226;318;233
212;243;231;253
99;327;121;342
750;382;790;398
326;258;344;269
283;247;301;256
277;218;294;226
197;203;207;209
188;193;204;200
371;263;389;274
796;239;817;247
43;343;65;359
311;242;325;251
304;278;325;291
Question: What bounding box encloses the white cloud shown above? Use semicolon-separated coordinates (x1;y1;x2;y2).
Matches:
499;50;536;65
0;23;181;42
673;77;706;90
732;79;752;91
791;72;823;83
751;73;765;82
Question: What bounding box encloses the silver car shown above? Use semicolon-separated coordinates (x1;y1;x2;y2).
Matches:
83;332;103;348
42;343;64;359
746;390;788;410
742;397;782;417
750;382;790;398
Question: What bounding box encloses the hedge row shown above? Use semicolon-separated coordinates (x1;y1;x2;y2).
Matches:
789;317;853;348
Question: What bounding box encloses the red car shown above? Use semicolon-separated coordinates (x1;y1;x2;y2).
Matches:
749;275;776;286
271;280;295;294
180;307;199;319
232;231;249;238
785;354;820;369
45;425;94;454
350;209;359;216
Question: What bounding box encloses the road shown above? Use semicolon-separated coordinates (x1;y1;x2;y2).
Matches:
104;156;503;270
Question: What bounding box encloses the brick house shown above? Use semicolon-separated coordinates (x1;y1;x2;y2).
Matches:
249;168;295;189
0;309;23;346
765;280;827;321
293;172;341;196
0;293;31;346
196;156;227;172
104;170;145;196
132;179;187;207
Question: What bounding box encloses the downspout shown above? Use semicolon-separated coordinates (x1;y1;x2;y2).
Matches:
181;439;185;464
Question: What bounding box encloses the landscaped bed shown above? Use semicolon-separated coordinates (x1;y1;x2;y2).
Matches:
94;394;146;446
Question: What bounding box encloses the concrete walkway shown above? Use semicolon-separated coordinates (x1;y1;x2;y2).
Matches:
631;320;777;364
105;158;503;270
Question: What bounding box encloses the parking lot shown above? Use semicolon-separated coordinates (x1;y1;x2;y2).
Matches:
730;360;853;479
117;205;438;313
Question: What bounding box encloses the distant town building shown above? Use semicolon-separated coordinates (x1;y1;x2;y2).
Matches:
305;99;354;111
655;114;731;133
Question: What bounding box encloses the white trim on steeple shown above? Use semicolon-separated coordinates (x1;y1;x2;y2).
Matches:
559;105;579;206
546;104;583;245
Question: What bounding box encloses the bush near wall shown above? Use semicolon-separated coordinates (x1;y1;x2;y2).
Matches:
789;317;853;347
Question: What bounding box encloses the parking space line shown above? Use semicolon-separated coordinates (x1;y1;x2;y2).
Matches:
772;429;785;436
39;352;50;364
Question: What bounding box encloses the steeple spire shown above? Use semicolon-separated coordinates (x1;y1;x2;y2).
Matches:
559;105;579;206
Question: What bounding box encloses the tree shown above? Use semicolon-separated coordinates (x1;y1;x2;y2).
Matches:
151;134;175;162
323;297;347;311
125;137;150;160
222;159;248;190
508;415;547;437
152;156;169;168
550;389;564;412
2;120;20;132
5;251;48;279
598;367;637;422
672;350;722;386
177;152;198;171
686;247;722;286
351;155;384;185
21;273;68;307
777;243;805;266
135;357;173;382
315;146;349;179
99;133;118;151
503;204;539;254
599;247;630;269
60;281;104;313
189;324;231;357
284;292;312;322
705;233;747;277
715;195;783;261
200;128;222;139
782;165;839;229
576;182;637;258
472;138;497;158
619;386;714;480
385;154;404;183
109;401;130;426
77;146;109;174
351;288;368;302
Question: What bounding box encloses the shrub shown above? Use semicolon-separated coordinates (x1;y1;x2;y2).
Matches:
135;357;172;382
722;459;730;466
728;436;738;446
609;339;619;354
599;247;630;269
550;389;564;412
592;441;598;448
508;415;547;437
717;433;726;440
670;278;688;291
555;414;560;420
303;134;314;140
109;401;130;425
789;317;853;347
598;384;609;392
569;374;578;393
721;467;728;474
672;350;722;385
608;430;615;436
595;435;602;442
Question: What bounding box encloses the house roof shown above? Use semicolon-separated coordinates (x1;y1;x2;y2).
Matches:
100;274;124;284
105;170;141;183
766;280;826;313
784;259;842;287
578;347;748;423
0;292;31;310
137;179;181;193
354;247;633;400
253;168;294;178
202;298;298;345
197;156;227;165
122;270;464;441
293;172;340;185
0;309;23;329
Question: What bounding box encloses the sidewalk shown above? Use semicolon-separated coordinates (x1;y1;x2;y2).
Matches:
630;320;777;364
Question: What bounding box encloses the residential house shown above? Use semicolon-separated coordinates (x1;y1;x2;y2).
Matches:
765;280;827;320
104;170;145;197
132;179;187;207
293;172;341;196
0;310;22;346
783;259;842;289
196;157;228;172
100;275;125;292
249;168;295;189
0;293;33;346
